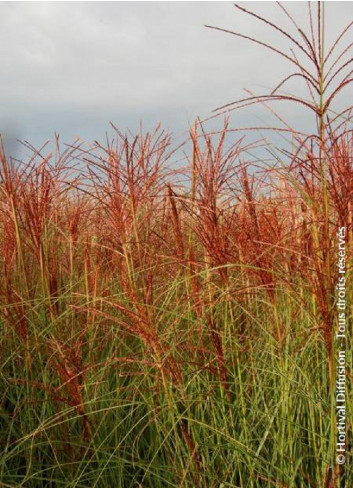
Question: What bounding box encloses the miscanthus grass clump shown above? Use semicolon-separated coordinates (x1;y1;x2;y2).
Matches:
0;2;352;487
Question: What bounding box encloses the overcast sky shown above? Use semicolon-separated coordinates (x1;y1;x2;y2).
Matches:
1;1;353;156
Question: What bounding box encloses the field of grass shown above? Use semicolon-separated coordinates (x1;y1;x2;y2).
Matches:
0;3;352;488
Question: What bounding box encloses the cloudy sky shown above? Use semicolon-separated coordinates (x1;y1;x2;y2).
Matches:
1;1;353;156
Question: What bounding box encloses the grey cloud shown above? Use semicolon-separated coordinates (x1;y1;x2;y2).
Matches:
0;1;352;153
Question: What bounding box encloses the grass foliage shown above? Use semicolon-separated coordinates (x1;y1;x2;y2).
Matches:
0;3;352;487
